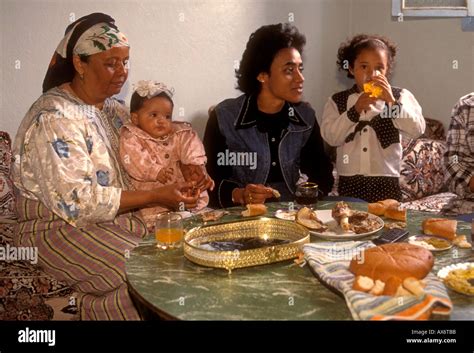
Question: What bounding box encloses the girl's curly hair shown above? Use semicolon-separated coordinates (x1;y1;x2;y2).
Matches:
236;23;306;95
337;34;397;79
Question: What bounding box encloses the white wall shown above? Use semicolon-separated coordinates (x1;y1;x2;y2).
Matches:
0;0;351;138
1;0;472;140
350;0;474;127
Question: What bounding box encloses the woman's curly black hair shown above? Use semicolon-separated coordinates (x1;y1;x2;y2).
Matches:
337;34;397;79
236;23;306;95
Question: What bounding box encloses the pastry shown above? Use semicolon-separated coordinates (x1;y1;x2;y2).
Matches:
296;207;327;232
453;235;472;249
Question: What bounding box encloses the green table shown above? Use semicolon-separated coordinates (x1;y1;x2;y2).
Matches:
125;202;473;320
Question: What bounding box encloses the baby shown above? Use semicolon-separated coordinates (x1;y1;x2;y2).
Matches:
120;80;213;228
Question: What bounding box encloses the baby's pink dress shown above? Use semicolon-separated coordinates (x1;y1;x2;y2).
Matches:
119;122;208;228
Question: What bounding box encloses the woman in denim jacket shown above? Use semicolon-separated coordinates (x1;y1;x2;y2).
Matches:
204;23;334;208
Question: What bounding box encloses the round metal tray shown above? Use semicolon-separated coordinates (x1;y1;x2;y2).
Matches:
184;217;310;273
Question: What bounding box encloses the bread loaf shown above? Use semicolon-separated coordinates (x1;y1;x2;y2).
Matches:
422;218;457;240
403;277;425;296
383;276;403;296
349;243;434;283
369;280;386;296
384;207;407;222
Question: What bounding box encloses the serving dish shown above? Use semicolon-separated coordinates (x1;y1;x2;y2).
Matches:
305;210;384;241
437;262;474;296
183;217;310;273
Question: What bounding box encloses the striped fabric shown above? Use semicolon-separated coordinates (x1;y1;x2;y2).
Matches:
303;242;452;320
14;194;147;320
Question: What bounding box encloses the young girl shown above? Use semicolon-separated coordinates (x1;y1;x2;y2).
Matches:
120;80;213;228
321;34;425;203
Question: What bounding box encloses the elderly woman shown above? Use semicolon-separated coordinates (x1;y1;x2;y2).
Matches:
203;23;334;207
12;13;199;320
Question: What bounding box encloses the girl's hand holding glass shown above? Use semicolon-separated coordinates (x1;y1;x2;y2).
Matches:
370;74;396;104
355;93;378;114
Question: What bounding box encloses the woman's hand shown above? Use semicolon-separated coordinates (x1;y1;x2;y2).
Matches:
232;184;274;205
152;182;199;209
180;164;215;191
354;92;378;114
371;74;396;104
156;167;174;184
119;182;199;212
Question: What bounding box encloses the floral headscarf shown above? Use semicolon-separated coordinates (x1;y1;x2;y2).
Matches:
56;23;129;58
42;13;129;92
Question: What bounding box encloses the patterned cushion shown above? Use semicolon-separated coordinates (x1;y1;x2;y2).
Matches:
0;288;54;320
400;138;447;201
0;131;74;320
402;192;458;214
0;259;73;320
0;222;15;247
0;132;16;220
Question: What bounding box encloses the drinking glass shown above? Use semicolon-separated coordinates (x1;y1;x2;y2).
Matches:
155;213;184;249
294;182;319;209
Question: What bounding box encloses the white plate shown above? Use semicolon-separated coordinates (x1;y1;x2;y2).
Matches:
437;262;474;296
307;210;384;241
408;235;452;252
274;209;297;221
437;262;474;279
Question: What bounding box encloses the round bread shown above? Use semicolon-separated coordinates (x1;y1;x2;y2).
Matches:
349;243;434;283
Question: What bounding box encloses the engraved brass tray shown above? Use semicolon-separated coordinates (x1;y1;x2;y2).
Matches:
184;217;310;273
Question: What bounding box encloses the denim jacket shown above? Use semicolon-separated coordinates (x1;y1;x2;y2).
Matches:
216;94;317;191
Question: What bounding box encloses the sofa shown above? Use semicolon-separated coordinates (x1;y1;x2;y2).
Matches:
399;118;457;212
0;118;456;320
329;118;457;212
0;132;77;320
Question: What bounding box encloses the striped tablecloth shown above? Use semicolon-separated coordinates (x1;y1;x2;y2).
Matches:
303;241;452;320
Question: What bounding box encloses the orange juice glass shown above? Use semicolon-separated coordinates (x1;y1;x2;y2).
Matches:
155;213;184;249
363;82;383;98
